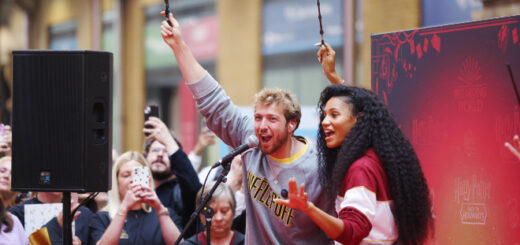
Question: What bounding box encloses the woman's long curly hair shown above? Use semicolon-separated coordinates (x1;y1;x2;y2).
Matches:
317;85;433;245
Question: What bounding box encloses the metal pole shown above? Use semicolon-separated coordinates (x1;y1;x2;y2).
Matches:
62;192;72;245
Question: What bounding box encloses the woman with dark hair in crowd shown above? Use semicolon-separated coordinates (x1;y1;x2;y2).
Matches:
276;44;433;244
1;154;27;244
0;186;27;244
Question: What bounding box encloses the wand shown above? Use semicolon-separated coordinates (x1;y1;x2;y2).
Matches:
507;64;520;108
317;0;325;47
164;0;172;26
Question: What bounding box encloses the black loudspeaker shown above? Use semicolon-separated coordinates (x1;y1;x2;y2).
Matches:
11;50;112;192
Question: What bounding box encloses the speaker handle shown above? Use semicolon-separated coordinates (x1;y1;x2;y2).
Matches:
91;100;107;143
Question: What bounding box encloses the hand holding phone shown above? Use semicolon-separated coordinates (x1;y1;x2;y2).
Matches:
144;105;159;122
144;105;159;136
133;166;150;188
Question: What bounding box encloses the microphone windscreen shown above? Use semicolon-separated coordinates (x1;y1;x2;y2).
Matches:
246;135;259;148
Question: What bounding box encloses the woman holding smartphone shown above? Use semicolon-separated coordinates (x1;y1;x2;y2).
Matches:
276;44;433;244
90;151;181;245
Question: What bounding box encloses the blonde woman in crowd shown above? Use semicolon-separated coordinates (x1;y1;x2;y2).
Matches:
90;151;181;245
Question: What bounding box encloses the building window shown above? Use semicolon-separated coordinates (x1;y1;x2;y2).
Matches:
262;0;344;105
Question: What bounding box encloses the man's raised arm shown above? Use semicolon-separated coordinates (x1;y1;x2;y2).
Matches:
159;11;253;148
160;11;206;83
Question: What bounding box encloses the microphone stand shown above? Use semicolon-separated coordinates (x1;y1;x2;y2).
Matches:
201;206;214;245
62;192;98;245
174;161;231;245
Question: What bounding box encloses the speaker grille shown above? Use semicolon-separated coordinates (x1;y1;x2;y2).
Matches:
12;50;112;192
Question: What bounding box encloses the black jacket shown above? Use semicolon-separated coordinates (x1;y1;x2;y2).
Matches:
155;148;202;236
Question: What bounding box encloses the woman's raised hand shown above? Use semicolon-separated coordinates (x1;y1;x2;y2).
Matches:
316;43;344;85
274;178;310;213
505;134;520;161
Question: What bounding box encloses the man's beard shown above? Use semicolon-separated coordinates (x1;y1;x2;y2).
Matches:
152;169;174;181
259;127;290;155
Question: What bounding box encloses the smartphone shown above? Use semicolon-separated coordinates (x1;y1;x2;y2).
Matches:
133;166;150;188
144;105;159;136
144;105;159;122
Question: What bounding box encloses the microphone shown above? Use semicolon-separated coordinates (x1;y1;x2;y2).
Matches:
211;135;259;169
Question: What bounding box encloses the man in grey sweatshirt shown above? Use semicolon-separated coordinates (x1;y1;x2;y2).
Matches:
160;12;334;244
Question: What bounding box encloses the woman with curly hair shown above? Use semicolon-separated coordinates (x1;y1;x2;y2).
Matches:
276;44;433;245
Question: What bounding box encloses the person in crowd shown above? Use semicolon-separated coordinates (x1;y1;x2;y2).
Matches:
143;116;202;235
42;193;89;245
181;181;244;245
9;192;61;227
189;127;216;173
226;155;246;234
160;12;334;244
0;124;11;157
8;191;93;245
197;143;234;184
1;125;31;206
0;153;26;244
0;156;17;208
505;134;520;161
0;125;14;208
90;151;181;244
195;153;247;234
275;44;434;244
0;194;27;244
197;129;227;183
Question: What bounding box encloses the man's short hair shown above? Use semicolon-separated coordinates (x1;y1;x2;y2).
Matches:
254;88;301;130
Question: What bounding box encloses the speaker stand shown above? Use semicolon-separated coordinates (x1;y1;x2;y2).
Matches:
62;192;72;245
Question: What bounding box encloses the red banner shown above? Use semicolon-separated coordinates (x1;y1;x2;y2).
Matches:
372;16;520;244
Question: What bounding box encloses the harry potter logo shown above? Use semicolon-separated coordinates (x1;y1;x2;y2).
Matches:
453;56;488;113
454;175;491;225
